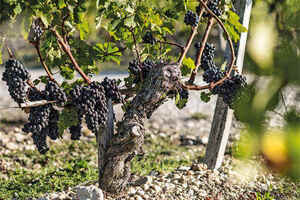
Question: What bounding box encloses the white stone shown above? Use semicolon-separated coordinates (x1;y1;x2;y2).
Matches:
15;133;26;143
143;184;150;191
177;166;190;171
14;127;21;132
151;184;161;193
158;132;167;138
75;186;104;200
163;183;175;191
201;136;209;144
137;189;145;196
135;195;144;200
128;187;137;195
6;142;18;150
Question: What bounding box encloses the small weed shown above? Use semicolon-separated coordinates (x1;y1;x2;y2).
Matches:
190;112;208;120
256;192;275;200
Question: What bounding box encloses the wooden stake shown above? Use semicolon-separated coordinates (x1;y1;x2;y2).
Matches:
204;0;253;170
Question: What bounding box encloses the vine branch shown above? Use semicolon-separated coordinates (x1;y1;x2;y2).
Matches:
198;0;236;78
177;0;208;67
181;0;238;92
5;43;14;59
32;43;57;83
129;28;143;82
129;28;141;64
157;40;184;50
50;28;91;84
188;17;215;84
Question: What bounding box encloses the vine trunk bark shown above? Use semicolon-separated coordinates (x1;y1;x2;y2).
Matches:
97;63;181;193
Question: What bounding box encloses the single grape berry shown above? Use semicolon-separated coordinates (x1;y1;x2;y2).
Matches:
143;32;156;45
184;10;199;27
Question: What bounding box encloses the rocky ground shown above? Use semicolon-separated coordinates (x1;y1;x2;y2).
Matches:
0;70;300;199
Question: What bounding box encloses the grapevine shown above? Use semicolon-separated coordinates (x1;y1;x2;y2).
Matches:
0;0;252;194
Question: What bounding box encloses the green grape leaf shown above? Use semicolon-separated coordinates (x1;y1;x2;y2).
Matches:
58;0;66;9
13;4;22;16
200;92;211;103
175;92;188;109
39;76;49;84
60;66;75;80
124;16;136;28
77;20;89;40
33;79;41;86
58;107;79;136
181;57;195;76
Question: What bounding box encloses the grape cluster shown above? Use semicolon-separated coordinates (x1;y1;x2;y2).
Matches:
184;10;199;27
44;81;67;106
179;88;189;103
203;67;224;83
69;114;83;140
23;88;52;154
212;74;247;107
69;82;108;134
195;42;216;71
143;32;156;45
45;108;60;140
194;42;247;106
128;59;156;83
203;0;222;18
29;21;44;43
22;85;61;153
101;77;122;103
2;59;30;103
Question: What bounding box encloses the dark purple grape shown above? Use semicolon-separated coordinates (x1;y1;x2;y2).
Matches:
101;77;122;103
143;32;156;45
184;10;199;27
2;59;30;103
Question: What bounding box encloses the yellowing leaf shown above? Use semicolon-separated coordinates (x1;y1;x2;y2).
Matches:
183;57;196;70
58;0;66;9
262;131;288;164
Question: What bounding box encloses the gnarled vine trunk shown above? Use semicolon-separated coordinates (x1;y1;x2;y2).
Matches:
98;63;181;193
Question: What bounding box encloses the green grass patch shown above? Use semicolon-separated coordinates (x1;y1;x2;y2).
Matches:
190;112;208;120
131;136;203;175
0;160;97;199
0;139;98;199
